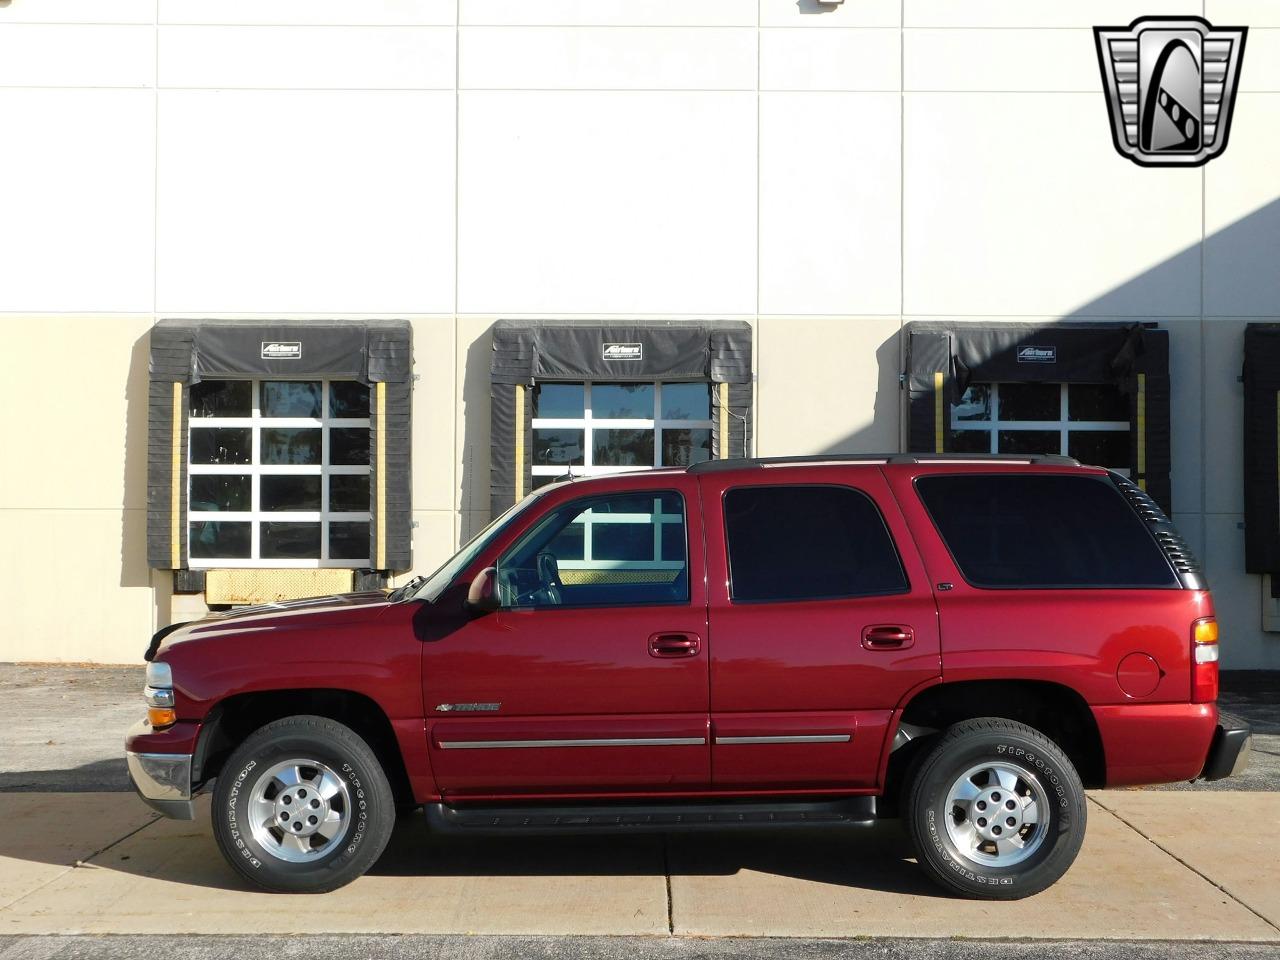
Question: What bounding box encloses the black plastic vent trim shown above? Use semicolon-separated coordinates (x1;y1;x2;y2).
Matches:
1109;471;1206;589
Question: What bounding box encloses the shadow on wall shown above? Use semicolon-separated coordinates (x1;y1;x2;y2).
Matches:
815;198;1280;471
460;327;494;544
810;327;905;457
120;329;151;591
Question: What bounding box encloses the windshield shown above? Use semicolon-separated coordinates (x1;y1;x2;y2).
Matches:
410;492;546;602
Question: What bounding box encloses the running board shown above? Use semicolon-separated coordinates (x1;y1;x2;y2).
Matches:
426;797;878;835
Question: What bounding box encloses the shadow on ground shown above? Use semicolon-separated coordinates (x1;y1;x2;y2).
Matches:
0;759;130;792
0;790;938;898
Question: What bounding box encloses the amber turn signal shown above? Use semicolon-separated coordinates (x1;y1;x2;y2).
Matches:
148;707;176;728
1193;618;1219;644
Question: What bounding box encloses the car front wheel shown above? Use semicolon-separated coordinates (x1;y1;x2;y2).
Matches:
211;714;395;893
905;717;1086;900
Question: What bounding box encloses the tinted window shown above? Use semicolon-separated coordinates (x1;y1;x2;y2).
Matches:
916;475;1177;589
498;491;689;608
725;486;907;603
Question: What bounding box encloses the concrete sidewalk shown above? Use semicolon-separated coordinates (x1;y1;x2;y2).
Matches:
1;791;1277;941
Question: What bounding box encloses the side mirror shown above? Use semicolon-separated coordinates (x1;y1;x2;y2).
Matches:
465;567;500;616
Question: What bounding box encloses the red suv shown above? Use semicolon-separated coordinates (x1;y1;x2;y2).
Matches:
126;454;1252;899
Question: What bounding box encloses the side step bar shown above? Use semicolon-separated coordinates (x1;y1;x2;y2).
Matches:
426;797;878;835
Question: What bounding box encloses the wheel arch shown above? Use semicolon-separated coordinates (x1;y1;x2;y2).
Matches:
193;688;414;809
882;679;1106;811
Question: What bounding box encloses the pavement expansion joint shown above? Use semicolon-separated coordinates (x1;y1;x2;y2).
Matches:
1087;795;1280;937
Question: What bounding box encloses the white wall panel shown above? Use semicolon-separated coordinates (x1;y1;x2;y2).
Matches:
457;91;756;315
903;93;1202;317
759;93;900;315
905;29;1097;92
461;1;755;27
1235;30;1280;92
1205;95;1280;317
760;0;899;29
156;90;455;313
0;89;154;312
159;0;454;26
1207;2;1280;28
0;0;153;23
905;1;1202;28
460;27;756;90
0;25;153;88
760;28;899;92
159;25;455;89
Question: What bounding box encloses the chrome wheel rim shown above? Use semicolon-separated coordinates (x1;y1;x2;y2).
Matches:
247;758;351;863
944;760;1048;868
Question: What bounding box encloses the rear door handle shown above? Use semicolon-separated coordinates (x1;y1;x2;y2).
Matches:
649;632;701;658
862;625;914;650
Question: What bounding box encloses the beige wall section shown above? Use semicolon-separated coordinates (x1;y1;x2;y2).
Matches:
756;318;899;457
0;317;156;663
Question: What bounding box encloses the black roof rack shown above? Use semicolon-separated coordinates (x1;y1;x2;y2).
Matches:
686;453;1081;474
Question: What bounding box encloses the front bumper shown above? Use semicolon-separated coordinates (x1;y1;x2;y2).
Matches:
126;750;196;820
1200;712;1253;782
125;717;201;819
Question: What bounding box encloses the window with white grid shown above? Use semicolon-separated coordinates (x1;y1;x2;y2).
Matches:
186;379;371;568
950;382;1130;473
530;381;713;488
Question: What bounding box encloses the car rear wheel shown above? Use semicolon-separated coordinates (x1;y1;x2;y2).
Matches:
211;714;395;893
905;717;1086;900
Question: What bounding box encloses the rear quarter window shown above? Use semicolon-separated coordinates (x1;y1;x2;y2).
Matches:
725;484;908;603
915;474;1177;589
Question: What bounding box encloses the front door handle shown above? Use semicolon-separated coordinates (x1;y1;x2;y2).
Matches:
649;632;701;658
862;625;914;650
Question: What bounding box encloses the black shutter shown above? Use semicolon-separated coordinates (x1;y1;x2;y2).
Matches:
904;329;952;454
1127;329;1172;515
488;320;752;517
1244;324;1280;574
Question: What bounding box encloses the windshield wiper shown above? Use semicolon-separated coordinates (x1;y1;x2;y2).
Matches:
386;575;426;603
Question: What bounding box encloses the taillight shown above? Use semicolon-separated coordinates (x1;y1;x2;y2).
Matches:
145;661;177;728
1192;617;1219;703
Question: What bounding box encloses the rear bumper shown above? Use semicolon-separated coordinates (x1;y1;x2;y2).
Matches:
1200;713;1253;782
1094;702;1219;786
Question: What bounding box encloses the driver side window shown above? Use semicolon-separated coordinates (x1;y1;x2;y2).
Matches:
497;490;689;609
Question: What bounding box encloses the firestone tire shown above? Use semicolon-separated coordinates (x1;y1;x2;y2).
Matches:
211;715;395;893
905;717;1086;900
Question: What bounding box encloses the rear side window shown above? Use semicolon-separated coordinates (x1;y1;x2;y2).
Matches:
916;474;1177;589
725;485;908;603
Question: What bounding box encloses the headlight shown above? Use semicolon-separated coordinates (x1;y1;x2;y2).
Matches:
146;662;172;688
145;661;176;728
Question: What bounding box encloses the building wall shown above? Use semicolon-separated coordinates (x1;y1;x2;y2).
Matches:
1;0;1278;669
